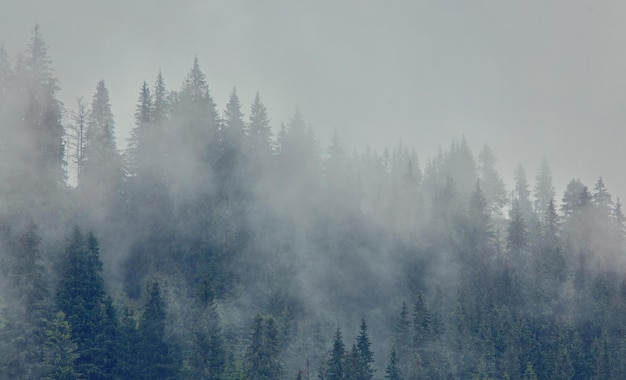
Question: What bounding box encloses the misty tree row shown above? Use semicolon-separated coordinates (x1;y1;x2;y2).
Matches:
2;25;626;379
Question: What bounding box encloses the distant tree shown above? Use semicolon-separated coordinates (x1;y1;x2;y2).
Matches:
514;164;534;222
384;348;403;380
0;221;50;379
467;180;494;253
413;294;432;346
80;79;122;210
56;228;117;379
42;311;80;380
125;80;152;176
138;281;178;379
477;144;507;213
592;177;613;223
247;92;272;164
522;362;538;380
116;306;140;379
507;200;527;256
66;98;89;186
244;313;283;380
174;56;219;165
319;328;345;380
186;282;225;380
5;25;65;196
219;88;246;179
533;158;555;218
561;179;591;219
351;319;375;380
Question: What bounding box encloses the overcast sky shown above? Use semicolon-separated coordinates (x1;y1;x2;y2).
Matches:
2;0;626;200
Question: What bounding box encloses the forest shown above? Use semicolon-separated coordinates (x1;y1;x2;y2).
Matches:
1;25;626;380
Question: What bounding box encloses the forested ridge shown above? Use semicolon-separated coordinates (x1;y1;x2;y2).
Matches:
1;26;626;380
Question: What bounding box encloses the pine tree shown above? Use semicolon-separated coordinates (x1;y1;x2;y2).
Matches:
319;328;345;380
413;294;432;346
244;313;283;380
477;144;507;213
533;158;555;218
187;284;225;380
354;318;375;380
507;200;527;256
42;311;80;380
384;348;403;380
56;228;117;379
0;221;50;379
80;79;122;210
247;92;272;163
514;164;534;222
138;281;178;379
125;80;152;176
116;306;140;379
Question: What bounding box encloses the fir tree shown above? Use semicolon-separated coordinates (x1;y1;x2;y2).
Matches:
0;221;50;379
42;311;80;380
56;228;117;380
384;348;403;380
138;281;178;379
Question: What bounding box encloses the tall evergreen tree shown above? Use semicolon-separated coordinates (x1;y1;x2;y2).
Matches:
247;92;272;164
0;221;49;379
384;348;403;380
477;144;507;213
42;311;80;380
125;80;152;176
56;228;117;379
507;200;527;256
244;313;283;380
353;319;375;380
319;328;345;380
138;281;178;379
80;79;122;210
533;158;555;218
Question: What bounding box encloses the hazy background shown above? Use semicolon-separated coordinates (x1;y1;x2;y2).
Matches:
2;0;625;199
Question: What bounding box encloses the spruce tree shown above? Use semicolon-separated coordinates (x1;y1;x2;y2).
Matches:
354;318;375;380
0;221;50;379
384;348;403;380
42;311;80;380
319;328;345;380
138;281;178;379
477;144;507;213
56;228;116;379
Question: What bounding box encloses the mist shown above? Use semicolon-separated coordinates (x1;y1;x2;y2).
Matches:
1;3;626;380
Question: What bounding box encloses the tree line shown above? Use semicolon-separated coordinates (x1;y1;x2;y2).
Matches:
1;25;626;379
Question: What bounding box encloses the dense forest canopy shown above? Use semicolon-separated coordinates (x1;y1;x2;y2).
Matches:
1;26;626;380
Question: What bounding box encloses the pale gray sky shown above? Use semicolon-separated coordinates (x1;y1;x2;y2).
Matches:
2;0;626;200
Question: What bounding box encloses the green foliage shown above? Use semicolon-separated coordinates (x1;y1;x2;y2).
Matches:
42;311;80;380
244;313;283;380
138;281;179;379
384;348;403;380
56;228;116;379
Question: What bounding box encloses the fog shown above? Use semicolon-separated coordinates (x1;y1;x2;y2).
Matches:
3;0;626;198
2;2;626;379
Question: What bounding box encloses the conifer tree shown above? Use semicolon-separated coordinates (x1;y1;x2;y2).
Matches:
56;229;117;379
477;144;507;213
138;281;178;379
384;348;403;380
125;80;152;176
80;80;122;210
533;158;555;218
247;92;272;163
354;318;375;380
42;311;80;380
0;221;50;379
319;328;345;380
507;200;527;256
